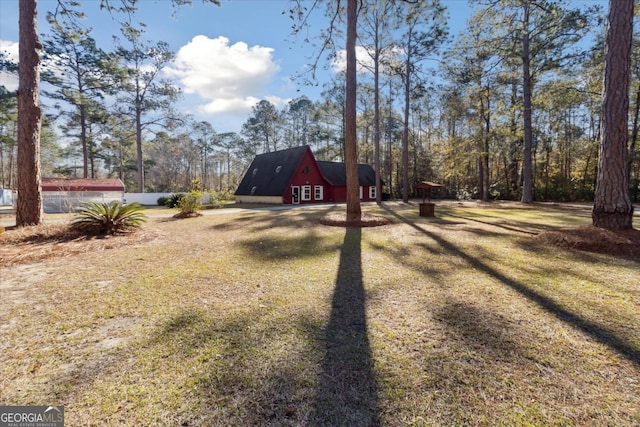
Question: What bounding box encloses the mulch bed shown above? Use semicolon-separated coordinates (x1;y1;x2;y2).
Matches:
0;223;161;266
319;212;391;227
172;212;203;219
534;226;640;259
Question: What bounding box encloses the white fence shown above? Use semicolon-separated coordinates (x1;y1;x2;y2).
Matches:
7;192;209;211
124;193;172;205
124;192;214;206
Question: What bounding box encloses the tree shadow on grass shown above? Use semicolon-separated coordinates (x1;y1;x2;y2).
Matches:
212;205;342;233
435;300;524;363
445;212;540;235
149;306;325;426
312;227;380;426
382;206;640;367
239;230;342;261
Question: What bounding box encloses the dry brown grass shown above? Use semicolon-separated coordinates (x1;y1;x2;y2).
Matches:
1;202;639;426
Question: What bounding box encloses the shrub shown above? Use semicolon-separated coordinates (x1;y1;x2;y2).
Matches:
71;202;147;235
165;193;184;208
157;196;169;206
205;190;227;208
177;190;203;215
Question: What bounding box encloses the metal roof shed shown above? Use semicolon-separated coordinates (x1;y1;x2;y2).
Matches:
41;178;126;213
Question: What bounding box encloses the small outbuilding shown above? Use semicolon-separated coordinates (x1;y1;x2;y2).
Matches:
42;178;126;213
414;181;445;202
235;145;379;204
414;181;445;217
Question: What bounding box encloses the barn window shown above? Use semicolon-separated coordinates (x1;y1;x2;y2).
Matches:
314;185;323;200
302;185;311;201
302;165;310;174
252;168;258;176
250;186;257;195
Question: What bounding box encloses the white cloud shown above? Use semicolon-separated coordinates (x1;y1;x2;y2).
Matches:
0;40;19;91
332;45;405;75
201;96;262;115
200;95;289;116
166;35;283;117
0;39;18;60
332;45;375;74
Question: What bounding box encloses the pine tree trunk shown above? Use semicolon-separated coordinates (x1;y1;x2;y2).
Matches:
345;0;361;222
592;0;634;229
521;2;534;204
374;44;382;205
402;34;411;204
16;0;43;226
80;102;89;178
136;106;144;192
629;81;640;183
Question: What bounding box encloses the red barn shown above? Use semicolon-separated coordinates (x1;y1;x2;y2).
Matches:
234;146;378;204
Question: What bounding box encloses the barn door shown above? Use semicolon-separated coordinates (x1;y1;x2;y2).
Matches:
291;186;300;204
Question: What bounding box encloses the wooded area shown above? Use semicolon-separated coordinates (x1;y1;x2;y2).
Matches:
1;0;637;226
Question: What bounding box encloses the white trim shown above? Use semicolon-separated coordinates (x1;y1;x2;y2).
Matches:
369;186;376;199
291;186;300;204
302;185;312;201
359;186;363;200
314;185;324;201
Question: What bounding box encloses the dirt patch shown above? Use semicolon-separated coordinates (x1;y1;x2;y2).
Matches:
535;225;640;259
0;264;52;302
320;212;391;227
0;223;161;266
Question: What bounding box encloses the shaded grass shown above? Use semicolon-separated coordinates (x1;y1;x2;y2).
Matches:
1;202;639;426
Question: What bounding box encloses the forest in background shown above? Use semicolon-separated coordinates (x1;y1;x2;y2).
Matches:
1;0;638;203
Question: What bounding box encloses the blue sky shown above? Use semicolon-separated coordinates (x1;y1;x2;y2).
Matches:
0;0;604;134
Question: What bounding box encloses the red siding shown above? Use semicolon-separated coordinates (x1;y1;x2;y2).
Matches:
283;149;329;204
326;185;376;203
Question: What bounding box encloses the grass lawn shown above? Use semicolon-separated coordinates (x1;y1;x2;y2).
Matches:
1;201;639;426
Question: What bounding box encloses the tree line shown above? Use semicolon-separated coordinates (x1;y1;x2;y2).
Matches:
2;0;636;228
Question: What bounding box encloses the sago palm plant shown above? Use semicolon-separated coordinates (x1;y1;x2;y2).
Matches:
71;201;147;235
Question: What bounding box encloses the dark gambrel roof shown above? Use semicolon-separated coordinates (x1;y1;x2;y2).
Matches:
317;161;377;186
234;146;310;196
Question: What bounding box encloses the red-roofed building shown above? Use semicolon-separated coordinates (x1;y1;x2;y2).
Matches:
42;178;125;213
